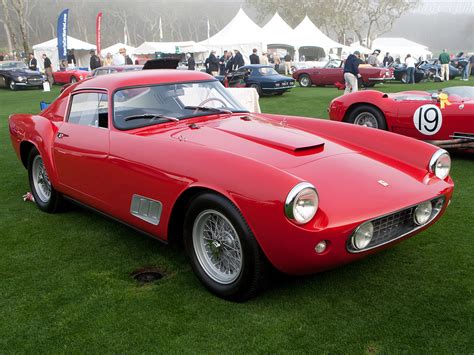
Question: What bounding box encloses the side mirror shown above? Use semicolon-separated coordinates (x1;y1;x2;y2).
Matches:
431;93;440;101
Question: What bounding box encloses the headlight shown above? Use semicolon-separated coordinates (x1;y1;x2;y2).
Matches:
352;222;374;250
285;182;318;224
429;150;451;180
414;201;432;225
16;76;26;82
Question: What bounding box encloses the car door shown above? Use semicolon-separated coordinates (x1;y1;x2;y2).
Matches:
52;91;111;209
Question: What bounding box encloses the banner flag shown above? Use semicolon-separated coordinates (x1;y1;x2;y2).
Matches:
96;12;103;56
57;9;69;60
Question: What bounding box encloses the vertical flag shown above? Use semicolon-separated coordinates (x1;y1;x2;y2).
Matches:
96;12;103;56
159;17;163;40
207;18;210;39
57;9;69;61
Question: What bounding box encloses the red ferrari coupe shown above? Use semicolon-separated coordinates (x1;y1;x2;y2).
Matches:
293;59;394;88
52;68;89;84
328;86;474;149
9;70;453;300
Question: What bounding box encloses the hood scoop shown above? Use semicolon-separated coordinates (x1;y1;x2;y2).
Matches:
214;118;325;155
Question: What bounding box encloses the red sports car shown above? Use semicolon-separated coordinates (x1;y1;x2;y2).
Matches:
9;70;453;301
328;86;474;149
52;68;89;84
293;59;394;88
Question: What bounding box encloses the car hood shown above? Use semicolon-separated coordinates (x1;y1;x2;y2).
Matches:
3;68;41;76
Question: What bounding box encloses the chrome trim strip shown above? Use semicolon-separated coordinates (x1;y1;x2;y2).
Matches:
347;196;446;253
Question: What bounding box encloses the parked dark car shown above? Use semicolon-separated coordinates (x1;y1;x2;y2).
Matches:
419;59;460;80
216;65;295;95
391;62;427;83
0;61;44;90
90;65;143;77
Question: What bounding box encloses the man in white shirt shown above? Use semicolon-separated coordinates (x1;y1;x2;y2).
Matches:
405;54;416;84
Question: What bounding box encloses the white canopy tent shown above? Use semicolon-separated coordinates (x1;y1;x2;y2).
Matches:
199;8;266;64
261;12;295;48
132;41;209;63
371;37;432;61
293;16;344;59
33;36;96;71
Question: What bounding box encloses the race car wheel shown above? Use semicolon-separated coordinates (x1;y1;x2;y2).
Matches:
348;105;387;130
28;147;62;213
249;83;261;95
8;80;17;91
184;193;268;301
70;76;77;83
298;74;312;87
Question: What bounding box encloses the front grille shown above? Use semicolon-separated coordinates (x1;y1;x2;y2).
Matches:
27;77;43;84
347;196;445;253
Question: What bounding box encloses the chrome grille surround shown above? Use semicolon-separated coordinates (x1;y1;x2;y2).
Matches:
347;196;446;253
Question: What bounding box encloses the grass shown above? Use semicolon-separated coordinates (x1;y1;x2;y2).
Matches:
0;81;473;353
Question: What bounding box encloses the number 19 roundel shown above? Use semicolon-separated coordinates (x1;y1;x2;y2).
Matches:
413;104;443;136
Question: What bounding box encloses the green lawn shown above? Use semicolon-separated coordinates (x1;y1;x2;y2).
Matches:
0;81;473;353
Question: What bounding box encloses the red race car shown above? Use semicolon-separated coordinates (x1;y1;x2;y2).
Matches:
293;59;394;88
52;68;89;84
9;70;453;301
328;86;474;149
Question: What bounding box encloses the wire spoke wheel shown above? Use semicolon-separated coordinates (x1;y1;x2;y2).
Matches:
354;112;379;128
193;209;243;284
32;155;51;203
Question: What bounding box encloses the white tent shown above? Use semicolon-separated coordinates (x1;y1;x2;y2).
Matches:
199;8;266;64
33;36;96;71
261;12;295;48
371;37;432;61
101;43;135;56
293;16;344;57
132;41;208;62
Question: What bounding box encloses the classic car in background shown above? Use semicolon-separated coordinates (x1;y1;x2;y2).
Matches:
52;68;89;84
391;63;428;83
328;86;474;149
0;61;44;90
418;60;461;80
90;65;143;77
9;70;453;301
216;64;295;95
292;59;393;88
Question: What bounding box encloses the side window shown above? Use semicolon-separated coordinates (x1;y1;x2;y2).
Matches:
67;92;108;128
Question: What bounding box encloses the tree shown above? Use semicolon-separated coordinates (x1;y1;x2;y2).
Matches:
1;0;18;55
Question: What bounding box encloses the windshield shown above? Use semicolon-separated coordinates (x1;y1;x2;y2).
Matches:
258;67;279;76
428;86;474;100
326;60;342;68
113;80;248;130
0;61;28;70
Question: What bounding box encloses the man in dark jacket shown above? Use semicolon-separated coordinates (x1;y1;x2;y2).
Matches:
42;54;53;86
219;50;228;75
28;53;37;71
90;50;101;70
343;50;362;94
207;50;219;76
233;49;244;69
249;48;260;64
186;53;195;70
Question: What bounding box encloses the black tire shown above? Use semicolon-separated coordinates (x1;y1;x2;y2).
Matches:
184;193;268;301
27;147;62;213
364;82;376;88
70;76;77;83
8;80;17;91
347;104;387;130
249;83;261;95
298;74;312;87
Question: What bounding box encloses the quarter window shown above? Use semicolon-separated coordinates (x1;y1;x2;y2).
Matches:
68;93;108;128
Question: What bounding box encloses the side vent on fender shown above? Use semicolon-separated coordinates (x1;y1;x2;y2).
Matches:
130;194;163;225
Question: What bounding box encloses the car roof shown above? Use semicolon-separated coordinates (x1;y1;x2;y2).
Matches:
96;65;143;71
242;64;273;69
74;69;216;91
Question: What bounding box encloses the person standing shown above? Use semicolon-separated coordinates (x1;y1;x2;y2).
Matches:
42;54;53;86
89;50;101;70
233;49;244;69
103;53;113;66
383;52;394;67
367;49;381;67
260;52;269;65
121;48;133;65
467;54;474;81
186;53;195;70
439;49;450;81
219;50;228;75
67;49;76;66
207;50;219;76
405;54;416;84
343;51;362;94
284;52;292;75
28;53;37;70
225;51;234;73
274;55;281;72
249;48;260;64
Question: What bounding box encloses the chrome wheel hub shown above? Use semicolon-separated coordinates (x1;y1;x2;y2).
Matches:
193;210;243;284
32;155;51;203
300;77;309;86
354;112;378;128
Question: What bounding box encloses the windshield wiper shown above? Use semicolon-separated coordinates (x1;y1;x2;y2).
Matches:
184;106;233;115
124;113;179;122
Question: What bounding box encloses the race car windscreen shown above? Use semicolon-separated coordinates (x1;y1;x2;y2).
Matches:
113;80;248;130
429;86;474;100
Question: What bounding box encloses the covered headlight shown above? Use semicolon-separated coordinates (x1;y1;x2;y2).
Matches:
352;222;374;250
414;201;433;225
429;150;451;180
16;76;26;82
285;182;318;224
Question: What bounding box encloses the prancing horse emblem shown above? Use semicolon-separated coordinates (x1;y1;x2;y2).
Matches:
378;180;389;187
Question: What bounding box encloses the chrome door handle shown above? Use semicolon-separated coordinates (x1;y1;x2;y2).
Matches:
57;132;69;139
